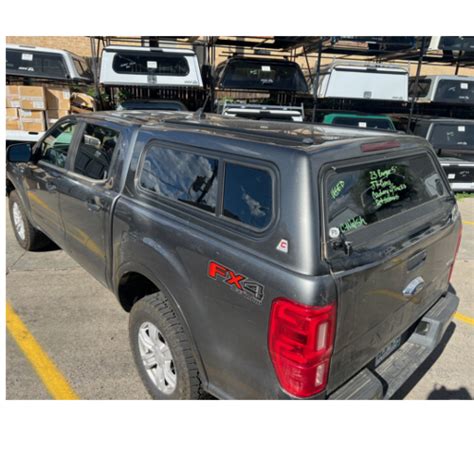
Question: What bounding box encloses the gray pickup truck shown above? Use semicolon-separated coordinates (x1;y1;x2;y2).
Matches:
6;111;462;399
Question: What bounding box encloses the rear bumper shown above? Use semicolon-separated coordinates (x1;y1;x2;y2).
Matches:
328;288;459;400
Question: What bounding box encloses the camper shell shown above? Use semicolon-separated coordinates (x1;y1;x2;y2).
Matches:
99;46;203;87
413;117;474;192
409;75;474;105
315;60;409;101
221;101;304;122
6;44;92;83
215;56;308;93
322;113;397;131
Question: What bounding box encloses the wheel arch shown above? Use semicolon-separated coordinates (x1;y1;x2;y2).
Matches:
115;262;209;387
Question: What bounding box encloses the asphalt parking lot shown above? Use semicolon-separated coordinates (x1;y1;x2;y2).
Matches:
5;199;474;400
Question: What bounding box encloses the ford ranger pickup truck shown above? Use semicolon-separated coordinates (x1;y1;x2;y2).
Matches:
6;111;462;399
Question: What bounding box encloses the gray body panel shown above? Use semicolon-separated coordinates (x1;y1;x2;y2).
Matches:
6;111;460;399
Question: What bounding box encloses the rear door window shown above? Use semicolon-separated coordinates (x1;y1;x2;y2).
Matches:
73;123;119;180
223;163;273;229
139;145;219;213
325;154;448;236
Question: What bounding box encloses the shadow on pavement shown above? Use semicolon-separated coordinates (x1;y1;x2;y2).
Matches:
392;322;456;400
427;385;472;400
35;241;61;252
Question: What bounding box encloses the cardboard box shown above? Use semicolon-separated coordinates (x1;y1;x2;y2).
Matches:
46;109;70;126
71;92;96;112
6;119;22;131
6;85;21;108
6;107;20;130
46;87;71;110
6;107;18;118
18;86;46;110
18;109;46;132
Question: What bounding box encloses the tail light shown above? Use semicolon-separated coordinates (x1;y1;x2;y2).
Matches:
268;298;336;398
448;222;463;282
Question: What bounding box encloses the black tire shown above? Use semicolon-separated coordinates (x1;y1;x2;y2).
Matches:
8;191;51;251
129;292;205;400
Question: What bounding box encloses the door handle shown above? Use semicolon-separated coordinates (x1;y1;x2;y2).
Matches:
407;250;427;271
46;182;57;192
87;199;102;212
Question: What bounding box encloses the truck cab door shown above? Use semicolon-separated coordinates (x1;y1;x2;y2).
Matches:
25;119;81;248
59;121;122;287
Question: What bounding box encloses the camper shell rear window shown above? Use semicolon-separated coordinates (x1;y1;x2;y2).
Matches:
6;49;68;80
331;116;395;130
112;52;190;76
429;124;474;149
219;59;308;92
434;80;473;103
325;153;448;236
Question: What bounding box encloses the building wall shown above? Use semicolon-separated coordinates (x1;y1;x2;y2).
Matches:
7;36;92;57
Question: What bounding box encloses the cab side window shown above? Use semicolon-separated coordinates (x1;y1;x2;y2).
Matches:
74;123;119;180
39;121;77;169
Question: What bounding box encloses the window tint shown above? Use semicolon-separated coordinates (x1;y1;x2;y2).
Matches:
39;121;78;168
332;116;394;130
74;123;119;180
326;154;448;236
435;80;473;103
409;78;431;98
429;123;474;149
220;60;308;92
223;163;273;229
7;49;68;80
72;58;92;79
112;53;190;76
140;145;218;213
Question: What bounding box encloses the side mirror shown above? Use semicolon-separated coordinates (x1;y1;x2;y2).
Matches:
7;143;33;163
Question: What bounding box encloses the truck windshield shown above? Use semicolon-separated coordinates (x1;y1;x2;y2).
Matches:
7;49;68;80
434;80;474;103
430;124;474;149
219;60;308;92
325;154;448;236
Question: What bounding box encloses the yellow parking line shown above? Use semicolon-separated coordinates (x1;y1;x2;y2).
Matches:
462;220;474;226
455;312;474;327
6;303;79;400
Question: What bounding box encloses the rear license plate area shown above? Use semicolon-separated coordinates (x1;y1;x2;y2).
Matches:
375;335;402;367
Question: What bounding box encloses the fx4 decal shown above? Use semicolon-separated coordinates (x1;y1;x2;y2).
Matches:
208;261;264;305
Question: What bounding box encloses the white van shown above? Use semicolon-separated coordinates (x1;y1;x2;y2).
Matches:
99;46;203;87
6;44;92;83
409;75;474;105
315;61;409;101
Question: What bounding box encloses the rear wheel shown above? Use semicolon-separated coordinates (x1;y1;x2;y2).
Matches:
8;191;51;251
129;292;205;400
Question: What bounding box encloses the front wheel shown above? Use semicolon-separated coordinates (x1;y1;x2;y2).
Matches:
8;191;51;251
129;292;205;400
